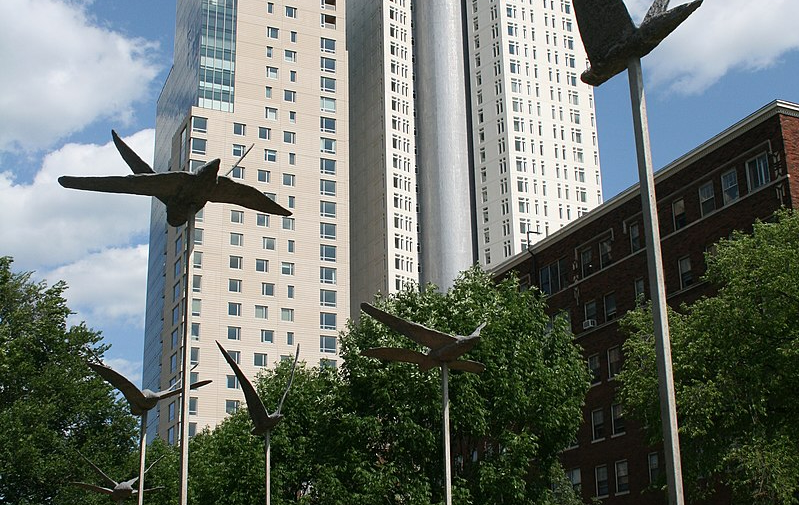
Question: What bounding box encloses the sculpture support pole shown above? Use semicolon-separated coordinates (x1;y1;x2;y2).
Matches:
627;57;684;505
265;432;271;505
138;411;148;505
178;208;196;505
442;364;452;505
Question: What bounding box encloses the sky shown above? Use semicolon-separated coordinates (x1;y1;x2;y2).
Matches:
1;0;798;385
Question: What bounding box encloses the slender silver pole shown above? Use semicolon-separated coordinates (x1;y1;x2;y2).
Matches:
138;410;147;505
627;57;684;505
442;364;452;505
178;208;195;505
265;432;271;505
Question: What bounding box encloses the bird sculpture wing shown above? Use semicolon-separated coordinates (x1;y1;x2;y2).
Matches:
643;0;670;23
87;362;146;410
448;360;486;374
210;177;292;216
361;347;430;366
112;130;155;174
58;172;191;201
276;344;300;416
71;482;114;495
361;303;456;350
571;0;635;64
76;450;118;488
216;341;269;427
154;378;213;402
469;322;488;338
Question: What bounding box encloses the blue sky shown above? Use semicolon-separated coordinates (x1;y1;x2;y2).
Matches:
1;0;798;383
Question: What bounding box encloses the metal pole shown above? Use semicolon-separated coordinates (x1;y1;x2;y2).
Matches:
265;432;271;505
138;411;147;505
627;57;684;505
442;364;452;505
178;208;195;505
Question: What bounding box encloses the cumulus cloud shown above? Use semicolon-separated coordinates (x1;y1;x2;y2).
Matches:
0;0;161;151
624;0;799;94
0;129;154;270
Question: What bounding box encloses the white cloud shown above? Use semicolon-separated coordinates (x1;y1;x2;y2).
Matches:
50;244;148;329
0;0;161;151
624;0;799;94
0;129;154;270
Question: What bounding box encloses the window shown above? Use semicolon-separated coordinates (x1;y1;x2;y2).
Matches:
698;181;715;216
267;26;279;38
320;158;336;175
320;312;337;330
191;138;206;155
255;305;268;319
193;251;203;268
320;97;336;112
230;166;244;179
588;354;601;385
168;402;176;421
191;323;200;340
672;198;686;230
678;256;693;288
284;89;296;103
320;267;336;284
320;244;336;262
228;302;241;316
538;258;569;295
227;326;241;340
191;298;201;316
320;179;336;196
282;217;295;230
320;289;336;307
193;229;203;246
566;468;581;493
256;259;269;272
722;169;739;204
320;335;337;353
604;293;616;321
262;282;275;296
283;131;296;144
192;275;201;293
257;213;269;227
608;346;621;378
189;397;198;415
282;173;295;186
230;232;243;246
227;375;240;389
225;399;240;414
595;465;609;498
320;37;336;53
265;149;277;162
580;248;593;277
648;453;661;484
257;169;270;183
233;122;245;135
284;49;297;62
320;222;336;239
192;116;208;132
612;403;625;435
320;117;336;133
583;300;597;327
290;31;297;42
615;460;629;493
261;329;274;343
281;262;295;275
599;239;612;268
230;210;243;223
321;76;336;93
629;222;642;252
258;127;271;140
281;308;294;322
320;201;336;217
265;107;278;120
746;153;770;190
266;66;279;79
263;237;276;250
228;279;242;293
634;277;646;299
285;5;297;17
321;56;336;72
591;408;605;440
286;331;294;345
286;285;295;298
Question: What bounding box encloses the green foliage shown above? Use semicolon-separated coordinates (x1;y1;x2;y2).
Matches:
618;210;799;504
180;266;588;505
0;256;138;504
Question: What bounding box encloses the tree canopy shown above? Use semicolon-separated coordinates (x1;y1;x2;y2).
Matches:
182;266;588;505
617;210;799;504
0;256;138;504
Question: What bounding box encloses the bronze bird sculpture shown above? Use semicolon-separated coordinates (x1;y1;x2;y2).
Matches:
572;0;702;86
360;302;486;373
216;341;299;435
71;452;163;503
88;361;211;416
58;130;291;227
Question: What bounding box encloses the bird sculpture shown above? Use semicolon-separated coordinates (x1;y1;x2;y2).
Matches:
572;0;703;86
216;341;299;435
360;302;486;373
71;452;163;503
58;130;291;227
88;361;211;416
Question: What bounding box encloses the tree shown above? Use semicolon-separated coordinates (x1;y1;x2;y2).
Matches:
618;210;799;504
180;266;588;505
0;256;138;504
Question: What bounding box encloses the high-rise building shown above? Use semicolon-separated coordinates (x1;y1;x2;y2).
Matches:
143;0;349;441
347;0;602;308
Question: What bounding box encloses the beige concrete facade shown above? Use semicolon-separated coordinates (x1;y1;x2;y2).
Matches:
144;0;348;441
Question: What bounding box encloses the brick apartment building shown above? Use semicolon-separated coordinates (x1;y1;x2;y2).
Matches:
491;100;799;504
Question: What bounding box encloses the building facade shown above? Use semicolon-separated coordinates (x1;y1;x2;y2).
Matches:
347;0;603;310
143;0;349;441
491;100;799;504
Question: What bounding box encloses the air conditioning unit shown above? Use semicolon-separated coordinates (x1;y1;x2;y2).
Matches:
583;319;597;329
